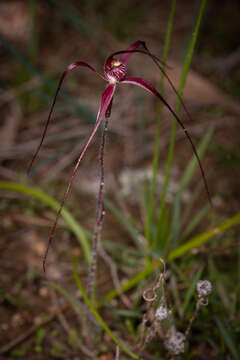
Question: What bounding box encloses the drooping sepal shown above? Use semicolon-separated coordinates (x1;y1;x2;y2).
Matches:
121;76;212;207
43;83;116;271
27;61;105;174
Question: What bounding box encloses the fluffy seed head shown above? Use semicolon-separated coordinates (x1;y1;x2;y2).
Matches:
164;331;186;355
197;280;212;298
155;304;169;321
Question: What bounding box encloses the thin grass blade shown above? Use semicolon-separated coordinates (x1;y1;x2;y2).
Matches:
167;197;181;252
73;257;138;359
168;213;240;261
105;199;144;253
47;281;83;316
156;0;208;228
0;181;91;264
28;0;38;63
183;266;204;313
182;204;209;239
146;0;176;245
177;126;214;195
214;316;239;360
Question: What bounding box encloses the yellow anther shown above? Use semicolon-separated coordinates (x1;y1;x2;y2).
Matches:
113;60;121;67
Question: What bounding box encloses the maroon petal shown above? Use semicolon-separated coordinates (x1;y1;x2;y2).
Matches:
121;77;212;206
43;83;116;271
120;40;145;64
27;61;105;174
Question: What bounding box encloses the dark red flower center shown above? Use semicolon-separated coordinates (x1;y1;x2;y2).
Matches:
104;58;127;83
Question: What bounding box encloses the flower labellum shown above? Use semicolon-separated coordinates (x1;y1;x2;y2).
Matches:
104;58;127;83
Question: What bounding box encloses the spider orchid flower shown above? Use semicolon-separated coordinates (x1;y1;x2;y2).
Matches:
28;41;211;270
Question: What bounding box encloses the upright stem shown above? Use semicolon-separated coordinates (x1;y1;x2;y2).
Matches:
87;117;109;299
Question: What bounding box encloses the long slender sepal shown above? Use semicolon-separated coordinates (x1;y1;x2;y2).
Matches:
27;61;105;174
111;43;193;124
119;40;166;68
43;84;116;272
121;77;212;207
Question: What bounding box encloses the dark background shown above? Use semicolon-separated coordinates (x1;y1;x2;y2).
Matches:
0;0;240;359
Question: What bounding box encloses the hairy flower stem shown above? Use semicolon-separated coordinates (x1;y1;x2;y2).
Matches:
87;117;109;299
184;300;201;339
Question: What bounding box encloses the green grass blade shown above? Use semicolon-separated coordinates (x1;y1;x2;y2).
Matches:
154;0;207;246
105;199;143;253
183;266;204;313
47;281;83;316
177;126;214;195
113;309;141;319
145;0;177;245
215;317;239;360
154;206;170;253
0;34;39;78
170;197;181;249
209;259;233;312
178;0;207;91
103;262;158;302
168;213;240;261
206;337;221;356
28;0;38;63
182;204;209;239
171;262;188;284
0;181;91;264
73;257;138;359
